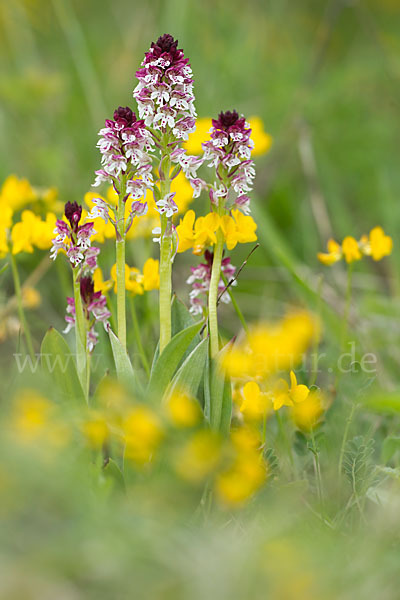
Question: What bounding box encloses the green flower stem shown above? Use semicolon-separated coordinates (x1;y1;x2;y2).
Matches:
73;267;87;397
116;179;127;350
129;295;150;377
338;401;357;477
341;262;353;351
208;227;225;358
10;253;35;360
158;156;172;354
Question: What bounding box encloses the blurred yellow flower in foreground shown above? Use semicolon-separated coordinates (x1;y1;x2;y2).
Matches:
123;406;163;465
215;427;267;506
166;388;202;428
11;389;70;447
175;430;222;482
222;312;317;379
291;389;325;431
318;227;392;266
240;381;271;420
184;117;273;157
22;286;41;309
82;413;109;449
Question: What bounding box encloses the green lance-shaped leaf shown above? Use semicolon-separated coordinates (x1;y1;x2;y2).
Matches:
167;337;208;400
148;321;203;400
41;327;86;404
108;327;136;389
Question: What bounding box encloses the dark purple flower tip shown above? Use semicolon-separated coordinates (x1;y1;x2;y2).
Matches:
212;110;248;133
151;33;178;55
64;201;82;230
113;106;137;127
80;276;95;305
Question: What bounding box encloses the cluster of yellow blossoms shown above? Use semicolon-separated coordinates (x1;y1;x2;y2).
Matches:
9;383;267;507
0;175;59;257
222;311;324;431
176;209;258;254
318;226;392;265
93;258;160;296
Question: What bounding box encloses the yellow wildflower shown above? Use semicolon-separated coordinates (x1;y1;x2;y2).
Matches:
166;388;202;428
193;212;220;253
317;239;342;266
123;406;163;465
342;236;362;263
369;226;393;261
0;205;13;257
170;171;195;214
11;210;36;254
175;430;222;482
0;175;37;212
82;414;109;449
270;371;310;411
215;449;266;506
142;258;160;291
222;312;316;380
175;210;196;253
110;263;144;295
291;389;325;431
11;389;70;448
22;286;41;309
240;381;271;420
93;268;113;294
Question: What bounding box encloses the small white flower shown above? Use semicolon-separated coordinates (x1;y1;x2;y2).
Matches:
156;193;178;218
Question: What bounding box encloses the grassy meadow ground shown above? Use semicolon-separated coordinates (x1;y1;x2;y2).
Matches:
1;0;400;598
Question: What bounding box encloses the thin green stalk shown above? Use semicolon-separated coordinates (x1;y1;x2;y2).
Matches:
220;272;249;334
158;156;172;354
116;181;127;350
73;267;87;396
10;253;35;360
208;228;225;358
341;262;353;351
310;428;324;507
275;410;295;468
129;295;150;377
338;402;357;477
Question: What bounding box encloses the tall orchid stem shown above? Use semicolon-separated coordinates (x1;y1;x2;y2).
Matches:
73;267;87;398
10;253;35;360
116;180;127;350
208;228;225;358
158;155;172;354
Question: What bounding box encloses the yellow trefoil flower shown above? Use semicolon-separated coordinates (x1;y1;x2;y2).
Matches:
318;227;392;266
342;236;362;263
368;226;393;261
240;381;271;420
271;371;310;411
